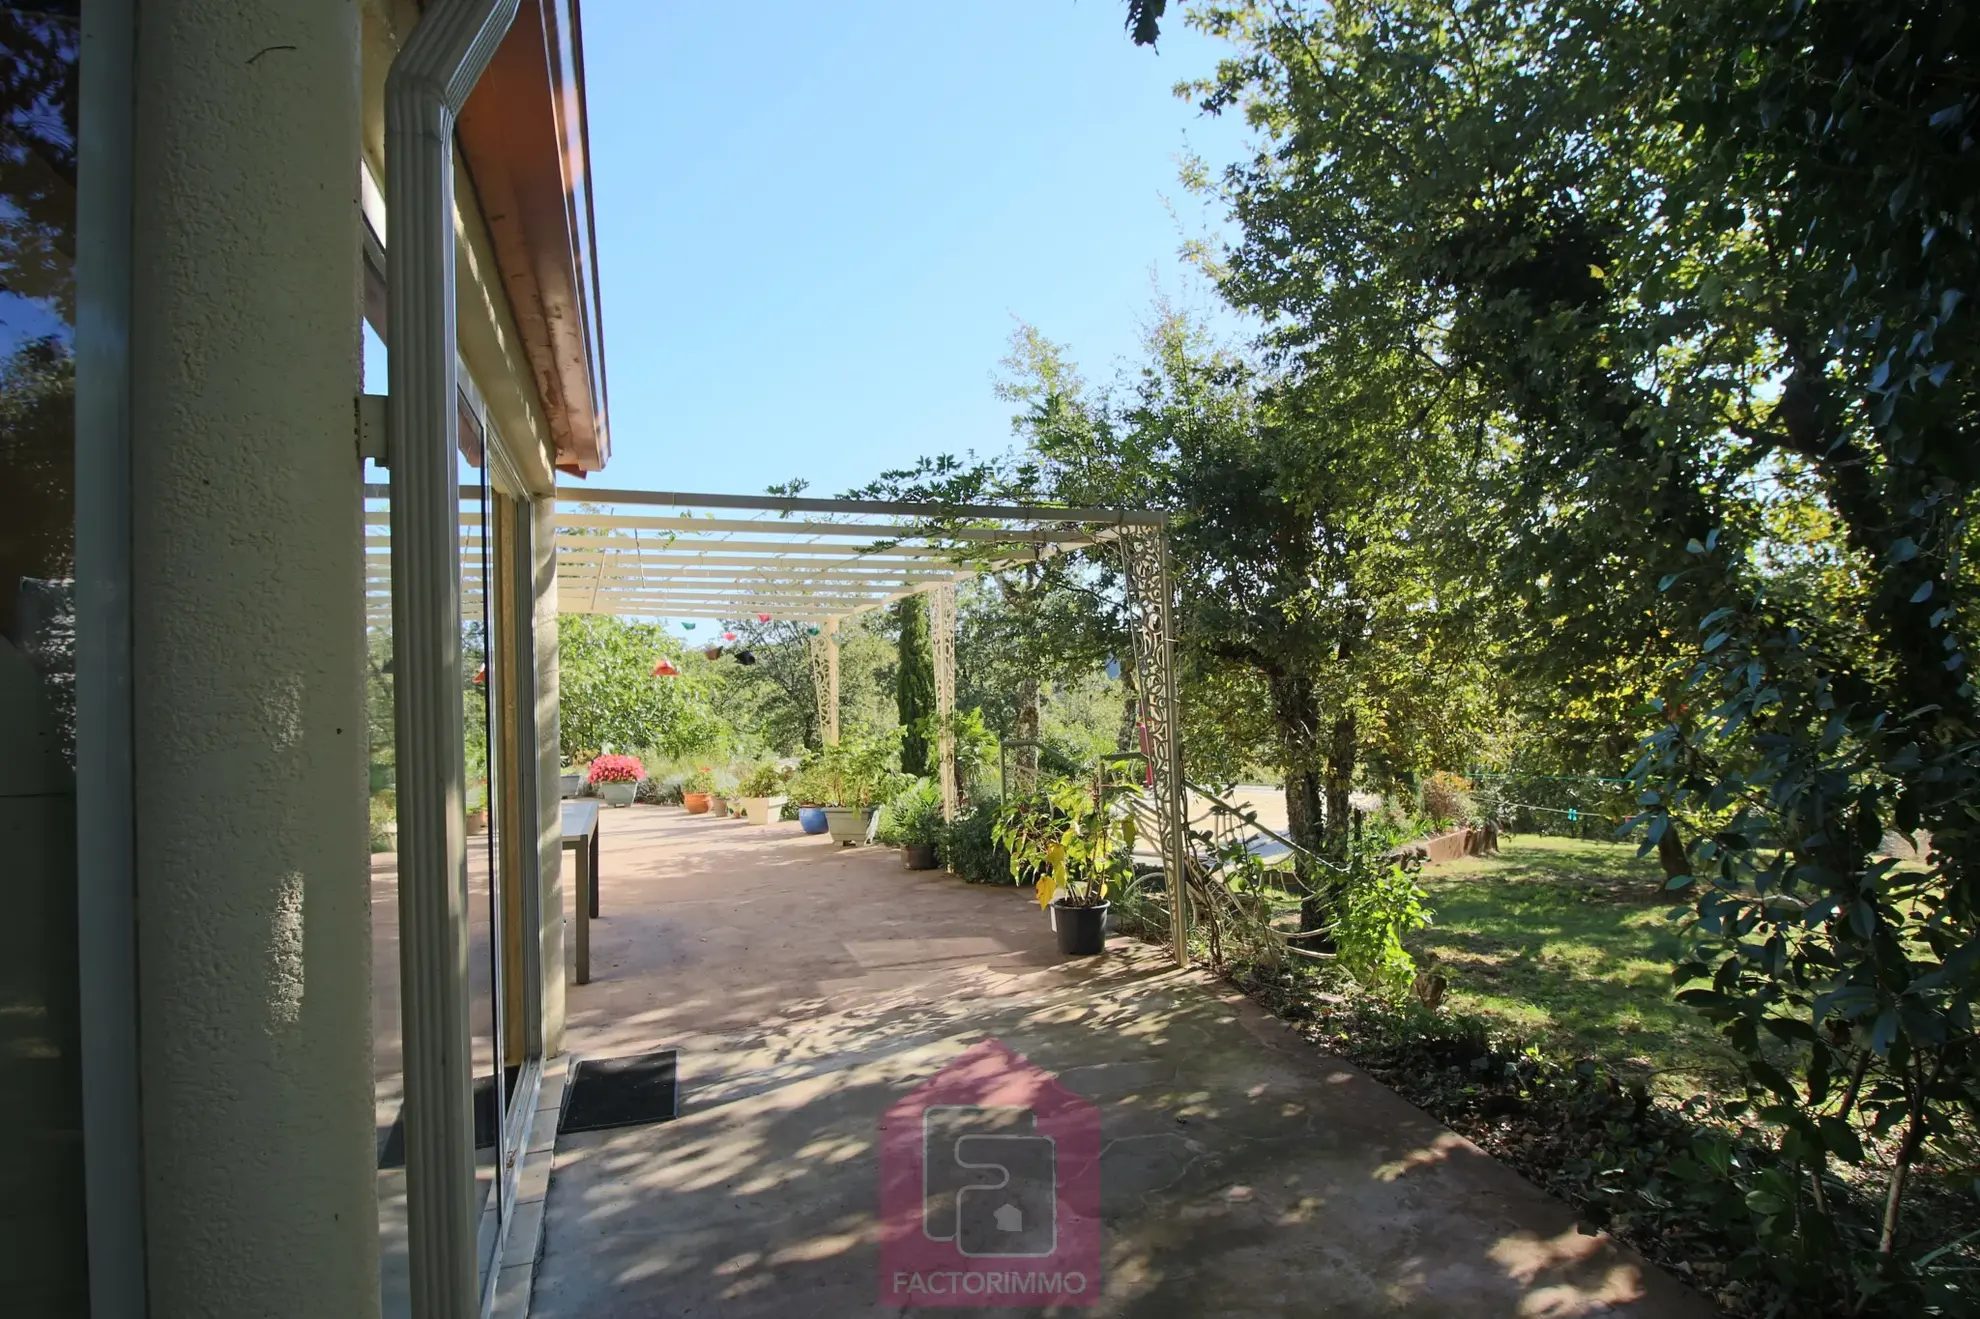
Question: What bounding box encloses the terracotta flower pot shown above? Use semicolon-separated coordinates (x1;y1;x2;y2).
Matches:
683;792;710;815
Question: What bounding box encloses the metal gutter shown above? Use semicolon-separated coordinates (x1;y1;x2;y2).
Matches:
384;1;520;1314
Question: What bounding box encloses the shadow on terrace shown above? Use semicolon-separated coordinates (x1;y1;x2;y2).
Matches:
525;804;1711;1318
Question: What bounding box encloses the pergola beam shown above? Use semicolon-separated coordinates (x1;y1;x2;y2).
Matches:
557;485;1168;526
548;512;1099;544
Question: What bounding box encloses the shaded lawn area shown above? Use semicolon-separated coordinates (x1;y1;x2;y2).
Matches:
1406;834;1741;1091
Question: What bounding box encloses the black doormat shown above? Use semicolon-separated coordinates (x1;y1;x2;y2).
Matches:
559;1050;679;1135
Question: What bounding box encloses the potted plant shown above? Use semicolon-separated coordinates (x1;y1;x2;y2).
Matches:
681;768;713;815
785;761;831;834
708;767;738;819
737;763;789;826
803;735;901;845
588;753;645;807
560;766;584;798
876;777;944;869
465;780;490;835
994;767;1137;955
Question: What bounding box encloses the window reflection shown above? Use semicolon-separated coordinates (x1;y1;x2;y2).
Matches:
0;2;88;1312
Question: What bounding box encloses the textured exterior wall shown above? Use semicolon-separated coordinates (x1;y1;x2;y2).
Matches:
534;497;566;1055
128;1;377;1313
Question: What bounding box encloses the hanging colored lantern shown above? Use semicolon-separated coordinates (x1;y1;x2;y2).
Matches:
806;624;821;636
704;645;723;661
473;662;487;685
651;658;680;677
723;631;738;641
682;622;696;631
756;613;772;623
735;649;757;666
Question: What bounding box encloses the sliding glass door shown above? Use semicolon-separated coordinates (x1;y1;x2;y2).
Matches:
460;393;544;1308
371;374;545;1315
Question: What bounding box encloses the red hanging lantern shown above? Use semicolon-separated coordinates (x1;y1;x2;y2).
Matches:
723;631;737;641
756;613;772;623
651;658;680;677
473;662;487;685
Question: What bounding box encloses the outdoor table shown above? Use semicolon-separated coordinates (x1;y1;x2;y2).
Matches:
561;800;601;984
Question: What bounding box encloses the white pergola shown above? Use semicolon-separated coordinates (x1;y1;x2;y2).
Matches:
365;483;1189;964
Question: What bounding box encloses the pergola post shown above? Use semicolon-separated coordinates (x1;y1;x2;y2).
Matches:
930;584;958;820
1124;528;1188;968
812;618;841;745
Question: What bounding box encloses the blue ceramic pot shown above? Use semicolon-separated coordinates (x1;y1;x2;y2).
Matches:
797;806;829;835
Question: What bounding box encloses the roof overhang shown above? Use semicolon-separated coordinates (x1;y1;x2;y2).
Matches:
456;0;610;476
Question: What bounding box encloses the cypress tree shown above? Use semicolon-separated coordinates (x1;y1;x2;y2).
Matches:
896;595;935;776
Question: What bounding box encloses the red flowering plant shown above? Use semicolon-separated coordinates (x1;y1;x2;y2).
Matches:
587;754;646;785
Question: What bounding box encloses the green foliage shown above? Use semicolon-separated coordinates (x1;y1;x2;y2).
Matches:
940;805;1014;885
736;763;787;798
1328;846;1431;999
1177;0;1980;1305
1417;772;1475;831
793;733;902;810
896;596;935;776
994;765;1140;909
368;790;396;854
875;776;943;848
936;706;999;804
558;615;725;764
640;774;684;806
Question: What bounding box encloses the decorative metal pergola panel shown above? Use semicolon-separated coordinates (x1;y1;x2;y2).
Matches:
362;483;1190;965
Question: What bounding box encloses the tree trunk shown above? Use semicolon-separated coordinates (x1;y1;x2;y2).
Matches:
1323;710;1356;847
1268;671;1325;858
1654;809;1688;883
1014;673;1041;789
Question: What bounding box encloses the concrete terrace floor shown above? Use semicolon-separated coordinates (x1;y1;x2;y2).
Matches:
528;804;1711;1319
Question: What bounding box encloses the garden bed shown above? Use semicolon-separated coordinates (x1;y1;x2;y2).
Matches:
1155;836;1980;1318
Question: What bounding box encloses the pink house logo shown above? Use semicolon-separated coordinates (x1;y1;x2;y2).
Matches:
879;1039;1102;1306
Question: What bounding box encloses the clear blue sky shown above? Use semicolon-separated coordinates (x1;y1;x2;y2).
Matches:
578;1;1256;497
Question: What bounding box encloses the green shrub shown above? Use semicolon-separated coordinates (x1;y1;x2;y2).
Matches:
737;763;787;797
940;807;1013;885
368;791;396;853
1328;846;1430;998
875;777;943;847
791;733;901;809
1418;771;1474;830
995;768;1140;909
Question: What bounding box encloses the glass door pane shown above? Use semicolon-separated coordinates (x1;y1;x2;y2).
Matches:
0;3;87;1311
461;407;504;1291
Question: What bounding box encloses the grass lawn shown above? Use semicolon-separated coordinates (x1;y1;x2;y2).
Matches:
1406;834;1740;1091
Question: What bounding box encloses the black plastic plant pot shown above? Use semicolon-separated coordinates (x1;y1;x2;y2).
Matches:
1053;900;1109;956
903;843;939;870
